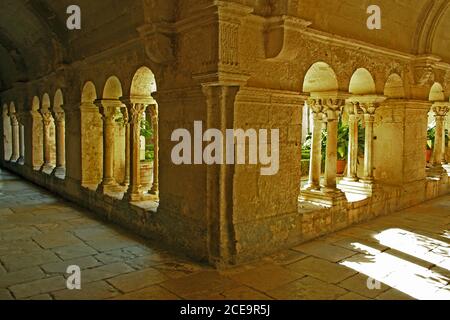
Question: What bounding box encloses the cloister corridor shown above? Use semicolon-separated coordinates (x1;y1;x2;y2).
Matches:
0;167;448;300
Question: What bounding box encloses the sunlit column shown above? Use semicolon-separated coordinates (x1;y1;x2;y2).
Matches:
360;103;378;183
41;110;54;169
121;107;130;186
322;99;344;192
9;112;20;162
305;99;323;191
53;110;66;176
149;104;159;195
344;103;359;182
123;101;146;201
97;100;120;193
432;103;449;166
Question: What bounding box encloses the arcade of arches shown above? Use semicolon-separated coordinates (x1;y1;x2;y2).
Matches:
1;0;450;284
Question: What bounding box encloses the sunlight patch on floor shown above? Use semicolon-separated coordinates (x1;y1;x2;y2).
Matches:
340;243;450;300
374;229;450;270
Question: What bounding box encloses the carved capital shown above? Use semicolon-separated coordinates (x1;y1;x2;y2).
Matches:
432;102;450;117
41;111;54;127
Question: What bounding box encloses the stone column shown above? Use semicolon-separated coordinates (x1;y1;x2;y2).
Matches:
17;113;25;164
322;99;344;192
120;107;130;186
122;100;146;201
149;104;159;195
344;103;359;182
305;99;323;191
432;103;449;167
9;112;20;162
41;110;54;170
360;103;378;183
97;100;120;193
52;110;66;176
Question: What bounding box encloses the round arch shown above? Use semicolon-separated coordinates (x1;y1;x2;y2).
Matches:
81;81;97;104
349;68;376;95
303;62;339;93
130;66;157;97
102;76;123;100
429;82;445;101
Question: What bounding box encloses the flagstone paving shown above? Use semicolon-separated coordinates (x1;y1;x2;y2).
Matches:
0;168;449;300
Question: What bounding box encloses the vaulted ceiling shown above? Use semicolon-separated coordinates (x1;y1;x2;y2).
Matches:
0;0;449;92
0;0;144;91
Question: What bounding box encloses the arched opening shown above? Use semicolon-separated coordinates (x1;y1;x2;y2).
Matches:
301;62;347;205
129;66;159;198
2;103;12;161
40;93;56;173
429;82;445;102
384;74;405;98
349;68;376;95
427;83;448;174
81;82;103;189
97;76;126;195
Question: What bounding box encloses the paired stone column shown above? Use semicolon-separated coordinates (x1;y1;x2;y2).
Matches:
149;104;159;195
41;110;55;170
322;99;345;193
9;112;20;162
344;103;359;182
121;98;151;202
120;107;130;186
305;99;323;191
359;103;379;183
97;99;121;193
16;113;25;164
431;103;449;172
52;110;66;176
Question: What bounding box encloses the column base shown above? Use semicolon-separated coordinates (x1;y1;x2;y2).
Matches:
51;166;66;179
300;188;347;207
427;165;447;179
40;164;55;174
97;180;122;194
442;164;450;177
337;179;377;197
18;157;24;165
123;191;144;202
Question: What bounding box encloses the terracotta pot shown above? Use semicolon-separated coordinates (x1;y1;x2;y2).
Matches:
337;160;347;175
426;149;432;163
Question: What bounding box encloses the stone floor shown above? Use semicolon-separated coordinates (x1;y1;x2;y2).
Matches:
0;168;449;300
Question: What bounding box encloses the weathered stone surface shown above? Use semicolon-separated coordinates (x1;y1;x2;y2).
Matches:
108;268;168;293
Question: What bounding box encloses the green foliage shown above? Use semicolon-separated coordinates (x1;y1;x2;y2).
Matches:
301;118;365;162
141;120;155;161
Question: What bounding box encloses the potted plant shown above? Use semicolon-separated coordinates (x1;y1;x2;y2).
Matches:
336;121;349;174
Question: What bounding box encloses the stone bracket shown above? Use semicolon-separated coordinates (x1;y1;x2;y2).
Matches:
264;15;311;60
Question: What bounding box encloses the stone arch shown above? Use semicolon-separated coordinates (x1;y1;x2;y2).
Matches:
303;62;339;93
349;68;376;95
429;82;445;101
384;73;406;98
80;81;103;188
100;76;126;185
130;66;157;97
129;66;159;194
2;103;12;161
102;76;123;99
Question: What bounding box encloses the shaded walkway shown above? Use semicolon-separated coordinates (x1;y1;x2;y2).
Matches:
0;168;449;300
